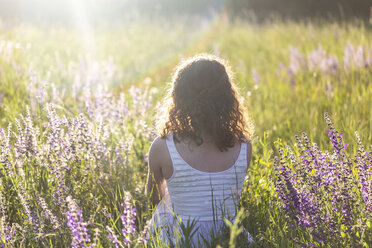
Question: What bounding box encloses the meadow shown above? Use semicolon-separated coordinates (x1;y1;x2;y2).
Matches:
0;16;371;247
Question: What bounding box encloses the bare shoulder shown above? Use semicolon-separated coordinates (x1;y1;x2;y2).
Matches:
148;137;168;165
149;137;168;153
148;136;173;179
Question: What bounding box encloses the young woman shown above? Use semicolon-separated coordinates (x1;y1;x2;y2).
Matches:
146;54;254;246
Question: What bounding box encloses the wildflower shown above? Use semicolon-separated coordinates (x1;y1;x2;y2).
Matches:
65;196;90;248
38;196;59;230
137;220;151;244
251;68;260;84
288;46;304;74
121;192;137;245
274;113;371;245
106;226;123;248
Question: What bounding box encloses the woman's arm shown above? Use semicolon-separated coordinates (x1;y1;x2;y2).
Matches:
146;137;167;207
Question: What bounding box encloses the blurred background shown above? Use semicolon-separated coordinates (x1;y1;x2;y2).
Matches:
0;0;370;24
0;0;371;139
0;1;371;247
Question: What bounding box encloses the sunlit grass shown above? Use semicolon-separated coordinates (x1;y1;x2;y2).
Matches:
0;16;371;247
0;18;208;125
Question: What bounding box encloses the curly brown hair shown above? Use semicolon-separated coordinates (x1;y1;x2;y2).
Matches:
158;54;254;151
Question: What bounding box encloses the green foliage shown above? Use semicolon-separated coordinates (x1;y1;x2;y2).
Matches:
0;16;371;247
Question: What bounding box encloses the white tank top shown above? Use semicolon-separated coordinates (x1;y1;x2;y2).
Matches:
165;134;247;222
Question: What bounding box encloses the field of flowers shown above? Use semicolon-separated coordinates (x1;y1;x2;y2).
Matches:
0;17;371;247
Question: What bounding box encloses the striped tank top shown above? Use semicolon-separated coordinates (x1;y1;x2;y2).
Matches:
165;134;247;222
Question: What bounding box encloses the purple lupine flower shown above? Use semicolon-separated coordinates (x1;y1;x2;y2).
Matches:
274;113;371;246
343;44;371;71
38;196;60;230
106;226;123;248
91;228;100;248
251;68;260;84
0;191;20;245
354;131;372;212
288;46;305;74
343;44;354;71
325;113;346;158
120;192;137;245
65;196;90;248
307;45;325;71
137;220;151;244
305;45;339;75
326;55;339;74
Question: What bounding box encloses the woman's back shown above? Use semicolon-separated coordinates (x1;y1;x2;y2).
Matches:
165;134;249;222
172;134;242;173
147;134;252;246
146;54;254;246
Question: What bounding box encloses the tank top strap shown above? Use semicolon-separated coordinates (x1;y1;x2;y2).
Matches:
241;142;247;160
235;142;247;170
165;134;178;181
165;134;177;158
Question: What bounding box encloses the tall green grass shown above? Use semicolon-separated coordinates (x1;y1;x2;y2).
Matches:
0;17;371;247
